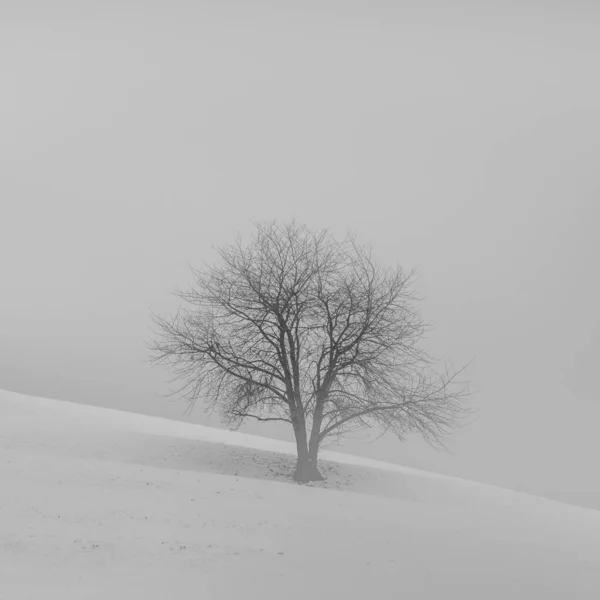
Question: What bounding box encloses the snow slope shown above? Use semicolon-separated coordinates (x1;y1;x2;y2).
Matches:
1;389;599;599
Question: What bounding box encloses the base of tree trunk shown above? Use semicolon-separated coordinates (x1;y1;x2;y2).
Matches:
293;456;325;483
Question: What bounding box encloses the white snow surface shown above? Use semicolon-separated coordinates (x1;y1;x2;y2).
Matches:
1;389;600;599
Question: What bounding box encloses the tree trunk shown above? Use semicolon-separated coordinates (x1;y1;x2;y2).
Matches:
293;420;324;483
294;447;324;483
296;391;325;483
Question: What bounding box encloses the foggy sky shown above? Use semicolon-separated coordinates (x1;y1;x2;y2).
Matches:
2;1;599;507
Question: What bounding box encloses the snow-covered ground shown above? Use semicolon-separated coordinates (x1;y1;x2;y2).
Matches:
2;389;599;599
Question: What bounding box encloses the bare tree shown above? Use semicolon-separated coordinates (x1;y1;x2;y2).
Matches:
149;221;471;482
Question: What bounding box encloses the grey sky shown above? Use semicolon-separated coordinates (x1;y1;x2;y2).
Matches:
2;1;599;507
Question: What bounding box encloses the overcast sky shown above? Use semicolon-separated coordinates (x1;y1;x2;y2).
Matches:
2;0;599;507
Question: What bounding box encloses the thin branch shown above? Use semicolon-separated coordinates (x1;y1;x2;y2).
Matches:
231;412;293;425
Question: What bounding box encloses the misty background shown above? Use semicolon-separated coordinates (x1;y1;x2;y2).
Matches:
1;1;599;508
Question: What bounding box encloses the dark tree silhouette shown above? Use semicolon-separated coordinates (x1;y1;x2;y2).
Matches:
149;221;471;482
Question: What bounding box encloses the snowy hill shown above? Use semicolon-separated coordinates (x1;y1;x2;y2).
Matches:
2;389;600;599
